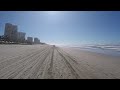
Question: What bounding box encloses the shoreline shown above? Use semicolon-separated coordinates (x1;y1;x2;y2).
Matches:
62;46;120;57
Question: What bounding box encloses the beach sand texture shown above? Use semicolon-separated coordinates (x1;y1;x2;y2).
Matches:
0;45;120;79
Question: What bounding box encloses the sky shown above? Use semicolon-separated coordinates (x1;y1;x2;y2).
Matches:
0;11;120;46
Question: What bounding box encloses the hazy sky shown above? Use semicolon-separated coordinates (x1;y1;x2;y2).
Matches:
0;11;120;46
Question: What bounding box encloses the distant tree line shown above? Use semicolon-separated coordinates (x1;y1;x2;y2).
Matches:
0;35;18;44
0;35;46;45
0;35;10;42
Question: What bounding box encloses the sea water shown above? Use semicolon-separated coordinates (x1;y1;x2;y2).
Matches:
77;47;120;57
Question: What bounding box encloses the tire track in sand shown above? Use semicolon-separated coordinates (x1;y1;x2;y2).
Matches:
58;47;103;79
7;47;51;79
57;49;80;79
56;47;94;79
0;46;48;71
41;45;55;79
0;46;50;79
24;46;53;79
12;46;51;79
14;46;52;79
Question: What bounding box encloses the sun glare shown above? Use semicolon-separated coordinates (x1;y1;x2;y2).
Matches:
45;11;60;15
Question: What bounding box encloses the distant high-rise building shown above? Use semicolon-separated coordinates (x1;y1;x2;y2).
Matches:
27;37;33;44
34;38;40;44
4;23;18;42
17;32;26;43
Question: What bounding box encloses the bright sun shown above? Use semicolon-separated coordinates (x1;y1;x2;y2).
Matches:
44;11;63;21
46;11;60;15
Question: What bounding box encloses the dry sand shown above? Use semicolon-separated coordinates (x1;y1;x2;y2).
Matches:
0;45;120;79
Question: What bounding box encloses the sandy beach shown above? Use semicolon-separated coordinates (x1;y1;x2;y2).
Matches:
0;45;120;79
